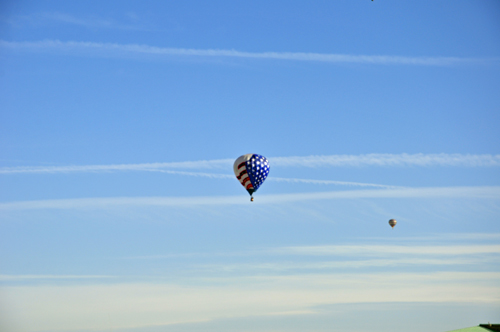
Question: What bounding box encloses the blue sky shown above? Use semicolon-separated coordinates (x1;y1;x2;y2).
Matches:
1;1;500;332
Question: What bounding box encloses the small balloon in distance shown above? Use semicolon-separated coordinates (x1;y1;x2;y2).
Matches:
389;219;397;228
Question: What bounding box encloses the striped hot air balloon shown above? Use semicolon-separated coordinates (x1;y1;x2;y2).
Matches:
389;219;397;228
233;154;270;201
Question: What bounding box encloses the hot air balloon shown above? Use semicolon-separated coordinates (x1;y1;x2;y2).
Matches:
389;219;397;229
233;154;270;201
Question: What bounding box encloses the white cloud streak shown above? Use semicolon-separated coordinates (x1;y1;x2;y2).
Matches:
126;242;500;271
201;257;500;273
271;153;500;167
140;245;500;274
269;176;400;188
0;159;233;174
4;12;148;31
274;244;500;256
0;40;492;66
1;239;499;331
155;171;397;188
155;170;397;189
0;165;395;189
35;12;114;29
154;169;233;179
2;272;499;332
1;154;498;176
0;186;498;211
0;275;113;281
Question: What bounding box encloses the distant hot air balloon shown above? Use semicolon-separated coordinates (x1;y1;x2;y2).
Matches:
233;154;270;201
389;219;397;229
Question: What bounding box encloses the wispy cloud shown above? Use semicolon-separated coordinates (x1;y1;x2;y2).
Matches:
36;12;115;29
154;169;233;179
0;275;113;281
199;257;500;273
1;154;497;176
0;159;232;174
2;239;499;331
0;40;493;66
1;186;498;211
271;153;500;167
0;153;496;196
149;170;398;189
4;12;147;31
0;164;397;189
125;243;500;258
269;177;399;188
364;233;500;243
155;171;397;189
2;272;499;332
274;244;500;256
128;242;500;272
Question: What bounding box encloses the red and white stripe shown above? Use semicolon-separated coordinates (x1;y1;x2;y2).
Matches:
233;154;254;190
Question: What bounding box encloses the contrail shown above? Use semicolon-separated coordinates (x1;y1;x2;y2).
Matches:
0;40;492;66
0;164;395;188
268;177;399;189
1;154;498;175
1;186;498;210
151;170;396;189
154;169;233;179
271;153;500;167
0;160;233;174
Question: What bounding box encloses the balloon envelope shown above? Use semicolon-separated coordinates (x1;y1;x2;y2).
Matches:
233;154;270;196
389;219;397;228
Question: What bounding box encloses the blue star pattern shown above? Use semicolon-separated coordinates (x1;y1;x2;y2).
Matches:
245;154;270;192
